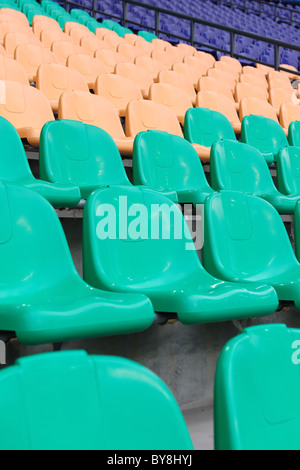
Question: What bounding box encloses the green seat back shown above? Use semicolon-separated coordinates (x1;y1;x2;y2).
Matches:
215;324;300;450
40;120;130;199
241;115;288;159
294;200;300;262
184;108;236;148
277;146;300;195
138;30;157;42
0;350;193;450
70;8;90;20
288;120;300;147
133;130;211;196
210;139;276;195
203;191;299;289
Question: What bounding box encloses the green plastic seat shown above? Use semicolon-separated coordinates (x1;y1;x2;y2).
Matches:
184;107;237;153
70;8;90;20
86;19;100;33
0;117;81;207
83;185;278;325
241;115;289;164
215;323;300;450
138;30;157;42
288;120;300;146
133;130;214;204
0;350;192;450
115;26;134;37
210;139;300;214
0;181;154;345
40;120;131;200
276;146;300;199
293;200;300;271
101;19;120;31
203;190;300;303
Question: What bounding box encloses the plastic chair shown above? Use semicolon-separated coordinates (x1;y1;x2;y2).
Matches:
235;82;268;104
220;55;242;73
0;21;31;43
4;31;42;57
67;53;107;90
256;63;273;75
0;54;28;85
0;180;153;344
239;97;279;124
269;77;293;91
242;65;267;81
115;62;153;99
0;9;29;25
151;38;171;50
173;62;204;89
288;120;300;147
125;99;183;140
203;190;300;302
0;80;54;146
83;185;278;324
117;43;147;62
193;50;215;67
40;28;71;49
68;27;94;46
102;32;125;50
95;73;142;117
215;324;300;450
239;73;268;92
184;107;236;162
135;56;167;82
158;70;196;105
137;30;157;42
40;120;131;199
32;16;60;37
214;61;239;80
0;115;80;206
149;82;192;126
58;91;134;155
36;63;89;112
196;91;241;133
268;70;292;86
80;35;109;56
210;139;299;213
94;49;128;73
198;75;236;106
64;21;88;34
276;146;300;200
269;87;297;115
207;68;236;93
280;103;300;135
0;349;192;450
94;27;116;40
51;40;87;64
151;49;176;69
177;43;197;57
241;114;288;164
15;44;58;83
183;56;211;75
133;130;214;204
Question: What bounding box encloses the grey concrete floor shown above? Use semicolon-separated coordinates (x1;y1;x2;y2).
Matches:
183;407;214;450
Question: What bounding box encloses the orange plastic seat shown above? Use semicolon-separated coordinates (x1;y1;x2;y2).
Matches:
135;56;167;82
94;49;128;73
0;80;54;146
95;73;142;117
15;44;59;83
115;62;153;99
193;50;215;67
95;28;117;40
149;82;192;125
214;61;239;80
172;62;204;88
268;70;291;87
151;38;172;50
40;28;72;49
177;43;197;57
67;53;107;89
125;99;183;138
235;82;268;104
102;33;125;50
242;66;267;81
269;87;298;115
0;55;28;85
280;64;299;80
199;76;237;110
0;21;31;44
183;56;211;75
58;91;134;155
64;22;88;35
69;27;94;46
256;63;273;75
0;9;28;26
239;97;279;123
32;15;60;29
80;36;110;56
158;69;196;105
124;33;140;45
33;19;61;39
164;43;186;61
207;68;236;93
118;43;148;62
196;90;241;133
133;38;155;56
4;31;42;57
279;103;300;134
51;41;87;65
151;49;176;69
220;55;242;73
36;63;89;112
239;73;268;92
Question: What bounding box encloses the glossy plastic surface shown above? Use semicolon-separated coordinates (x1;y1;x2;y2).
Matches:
83;185;278;324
